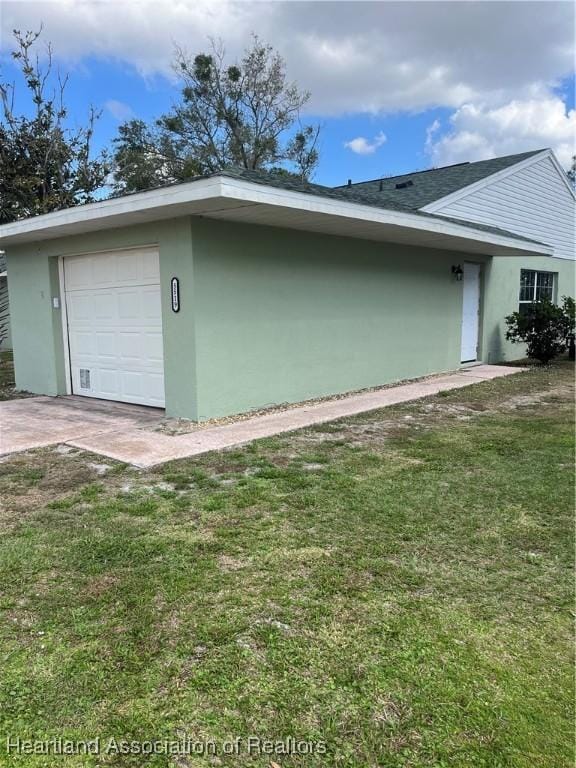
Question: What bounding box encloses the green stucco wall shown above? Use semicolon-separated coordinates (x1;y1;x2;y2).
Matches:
191;219;473;419
481;255;575;362
7;249;62;395
5;214;574;420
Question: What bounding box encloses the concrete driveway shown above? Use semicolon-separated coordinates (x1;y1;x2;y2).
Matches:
0;365;525;467
0;396;164;455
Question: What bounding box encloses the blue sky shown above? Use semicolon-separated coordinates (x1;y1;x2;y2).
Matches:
54;58;461;186
1;1;574;188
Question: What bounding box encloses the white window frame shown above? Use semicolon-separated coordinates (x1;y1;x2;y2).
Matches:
518;269;557;309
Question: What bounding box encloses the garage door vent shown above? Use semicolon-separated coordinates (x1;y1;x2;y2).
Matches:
79;369;91;389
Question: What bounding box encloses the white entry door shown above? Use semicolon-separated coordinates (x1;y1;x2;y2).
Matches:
460;262;481;363
64;247;165;407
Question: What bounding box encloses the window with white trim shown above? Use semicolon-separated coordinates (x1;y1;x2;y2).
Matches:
519;269;556;312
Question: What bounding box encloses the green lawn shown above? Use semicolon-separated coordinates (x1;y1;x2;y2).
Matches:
0;362;574;767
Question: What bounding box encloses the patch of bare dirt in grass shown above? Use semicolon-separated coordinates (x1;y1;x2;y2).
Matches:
165;645;208;692
259;546;333;570
419;402;488;416
385;730;424;753
289;429;350;446
498;384;573;411
156;522;215;546
0;453;90;500
0;446;206;532
373;696;413;726
193;456;251;474
217;554;251;572
3;607;37;631
306;374;574;453
29;568;61;597
381;450;426;467
298;417;430;451
83;573;121;598
0;449;134;530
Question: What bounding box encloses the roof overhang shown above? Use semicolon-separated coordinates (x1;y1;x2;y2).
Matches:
0;175;553;257
421;148;575;214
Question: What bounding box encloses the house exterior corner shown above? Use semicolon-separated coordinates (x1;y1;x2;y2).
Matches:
481;255;575;363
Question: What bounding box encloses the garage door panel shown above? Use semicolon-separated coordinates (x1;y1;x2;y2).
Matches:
142;250;160;279
98;369;121;396
122;370;145;398
118;290;142;320
66;248;160;290
144;331;164;362
143;373;165;405
69;330;95;356
71;330;162;364
117;253;142;283
94;293;116;320
95;332;117;358
65;257;94;290
143;286;162;319
92;254;115;285
118;332;142;360
64;248;165;408
67;293;93;321
68;291;118;322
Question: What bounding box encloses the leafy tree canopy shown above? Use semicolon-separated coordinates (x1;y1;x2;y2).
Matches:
0;28;109;223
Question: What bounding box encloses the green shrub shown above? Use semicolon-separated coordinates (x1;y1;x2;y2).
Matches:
505;296;575;364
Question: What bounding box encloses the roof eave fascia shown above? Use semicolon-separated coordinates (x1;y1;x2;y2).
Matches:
219;176;552;256
547;150;576;200
0;176;224;243
420;149;554;214
0;174;551;256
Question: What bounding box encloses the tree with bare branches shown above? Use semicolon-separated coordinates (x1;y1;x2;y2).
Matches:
0;28;109;223
112;36;320;194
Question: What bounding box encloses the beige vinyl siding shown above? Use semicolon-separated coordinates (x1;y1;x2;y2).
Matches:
427;156;575;261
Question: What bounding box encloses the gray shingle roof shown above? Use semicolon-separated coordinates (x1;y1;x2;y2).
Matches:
221;166;413;213
219;166;547;246
333;149;547;210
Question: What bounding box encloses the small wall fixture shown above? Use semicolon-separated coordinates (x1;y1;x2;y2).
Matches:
171;277;180;312
451;265;464;281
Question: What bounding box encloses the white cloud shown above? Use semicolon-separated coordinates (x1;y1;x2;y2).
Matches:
427;96;576;168
0;1;573;116
425;119;441;152
104;99;134;121
344;131;387;155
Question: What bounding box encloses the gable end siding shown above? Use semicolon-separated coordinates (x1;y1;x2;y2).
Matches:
424;156;575;260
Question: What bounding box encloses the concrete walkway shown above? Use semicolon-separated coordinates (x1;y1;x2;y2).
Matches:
0;365;524;468
63;364;523;467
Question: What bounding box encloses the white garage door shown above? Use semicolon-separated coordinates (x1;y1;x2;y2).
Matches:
64;247;165;407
